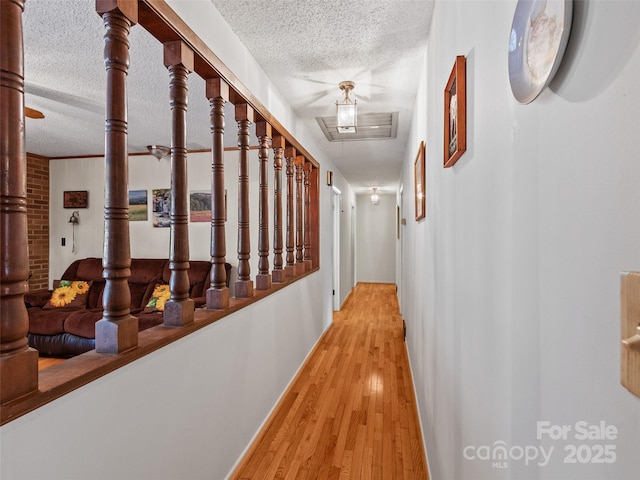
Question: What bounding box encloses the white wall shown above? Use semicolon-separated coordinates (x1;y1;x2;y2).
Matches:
0;1;356;479
1;277;325;480
356;192;396;283
400;1;640;480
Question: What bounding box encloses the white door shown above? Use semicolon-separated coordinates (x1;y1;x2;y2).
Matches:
332;186;341;311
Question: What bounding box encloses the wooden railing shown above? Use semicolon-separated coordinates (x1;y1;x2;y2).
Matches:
0;0;320;424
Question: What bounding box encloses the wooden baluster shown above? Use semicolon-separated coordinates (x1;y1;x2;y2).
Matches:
295;155;304;275
271;136;285;283
206;78;230;309
235;104;254;297
95;0;139;354
255;122;272;290
0;0;38;403
309;166;320;269
303;162;313;271
163;41;194;326
284;146;296;278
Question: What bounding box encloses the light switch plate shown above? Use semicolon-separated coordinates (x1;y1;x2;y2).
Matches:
621;272;640;397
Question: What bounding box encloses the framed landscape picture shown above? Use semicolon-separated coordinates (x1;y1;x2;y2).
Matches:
444;55;466;168
128;190;148;221
414;141;425;221
190;191;211;222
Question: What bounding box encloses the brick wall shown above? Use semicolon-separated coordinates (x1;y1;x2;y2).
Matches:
26;154;49;291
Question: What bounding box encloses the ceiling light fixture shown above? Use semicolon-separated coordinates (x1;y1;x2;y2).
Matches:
370;187;380;206
147;144;171;160
336;80;357;134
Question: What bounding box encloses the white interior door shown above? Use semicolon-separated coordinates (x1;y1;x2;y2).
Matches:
332;186;341;311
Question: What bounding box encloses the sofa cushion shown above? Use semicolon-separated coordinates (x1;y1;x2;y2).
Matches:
73;258;105;282
44;280;92;309
128;282;152;310
137;312;165;332
63;309;104;338
162;261;212;299
64;308;165;338
68;258;105;309
70;258;166;309
129;258;166;284
28;307;71;335
189;261;214;298
87;281;105;309
144;284;170;312
24;290;54;308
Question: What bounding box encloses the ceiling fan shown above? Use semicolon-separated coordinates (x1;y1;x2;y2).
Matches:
294;70;382;109
25;106;45;119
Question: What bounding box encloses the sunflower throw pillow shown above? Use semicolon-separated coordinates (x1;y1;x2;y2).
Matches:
44;280;93;309
144;284;171;312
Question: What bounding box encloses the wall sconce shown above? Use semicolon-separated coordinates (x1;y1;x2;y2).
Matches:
68;211;79;253
336;81;357;134
327;170;333;186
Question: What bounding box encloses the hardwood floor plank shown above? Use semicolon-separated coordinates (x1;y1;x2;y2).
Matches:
304;417;335;480
229;283;429;479
37;356;65;370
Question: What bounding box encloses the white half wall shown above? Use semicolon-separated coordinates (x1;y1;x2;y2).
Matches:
400;1;640;479
1;275;326;480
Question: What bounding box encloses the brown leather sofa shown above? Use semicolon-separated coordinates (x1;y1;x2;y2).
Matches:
25;257;230;357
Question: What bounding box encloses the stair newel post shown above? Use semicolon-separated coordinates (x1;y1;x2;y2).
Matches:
0;0;39;403
271;136;285;283
303;162;313;271
294;155;304;275
95;0;139;354
284;146;296;278
163;41;194;326
206;78;230;309
255;121;272;290
235;104;254;298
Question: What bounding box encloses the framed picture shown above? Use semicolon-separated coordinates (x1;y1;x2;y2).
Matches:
444;55;466;168
152;188;171;228
63;190;88;208
128;190;148;221
414;141;426;221
190;191;211;222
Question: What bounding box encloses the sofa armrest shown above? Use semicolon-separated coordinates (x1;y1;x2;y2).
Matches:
24;290;52;308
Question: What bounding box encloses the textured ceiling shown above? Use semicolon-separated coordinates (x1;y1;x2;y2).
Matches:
210;0;434;192
23;0;213;159
22;0;433;193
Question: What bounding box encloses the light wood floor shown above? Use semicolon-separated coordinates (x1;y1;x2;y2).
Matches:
38;356;65;370
230;282;429;479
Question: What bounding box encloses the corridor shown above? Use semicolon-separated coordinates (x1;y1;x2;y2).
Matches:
231;282;429;479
